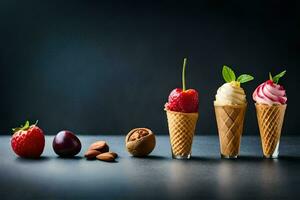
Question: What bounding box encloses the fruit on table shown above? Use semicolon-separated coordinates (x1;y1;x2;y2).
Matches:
11;121;45;158
125;128;156;157
165;58;199;113
52;130;81;157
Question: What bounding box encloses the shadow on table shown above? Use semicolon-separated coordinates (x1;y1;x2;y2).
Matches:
56;156;82;160
238;155;264;161
278;155;300;162
129;155;168;160
190;156;221;163
191;156;264;163
237;155;300;164
15;156;51;163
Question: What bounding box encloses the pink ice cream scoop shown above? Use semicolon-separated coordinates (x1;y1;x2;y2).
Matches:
253;80;287;105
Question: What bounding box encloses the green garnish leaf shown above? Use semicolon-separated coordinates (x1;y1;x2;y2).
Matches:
222;65;236;83
237;74;254;83
272;70;286;84
221;65;254;85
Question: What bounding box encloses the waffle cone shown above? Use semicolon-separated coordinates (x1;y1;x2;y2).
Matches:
255;103;286;157
214;104;247;157
165;109;198;157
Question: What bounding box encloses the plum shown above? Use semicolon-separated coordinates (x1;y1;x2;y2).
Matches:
53;130;81;157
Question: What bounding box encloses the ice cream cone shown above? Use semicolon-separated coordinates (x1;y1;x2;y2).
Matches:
255;103;286;158
214;104;247;158
165;109;198;159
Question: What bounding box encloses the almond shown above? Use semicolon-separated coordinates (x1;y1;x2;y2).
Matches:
84;149;101;159
96;152;115;162
108;151;118;158
88;141;109;152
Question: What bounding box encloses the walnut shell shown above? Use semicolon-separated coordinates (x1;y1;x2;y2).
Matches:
125;128;156;157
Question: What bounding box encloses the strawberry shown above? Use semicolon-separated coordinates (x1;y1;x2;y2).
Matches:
11;121;45;158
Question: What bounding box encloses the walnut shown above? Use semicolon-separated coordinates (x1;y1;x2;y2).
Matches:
125;128;156;157
129;129;149;141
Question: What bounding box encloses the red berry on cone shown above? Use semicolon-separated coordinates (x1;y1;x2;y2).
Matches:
165;58;199;113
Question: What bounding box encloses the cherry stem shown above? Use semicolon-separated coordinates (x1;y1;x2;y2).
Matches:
182;58;187;91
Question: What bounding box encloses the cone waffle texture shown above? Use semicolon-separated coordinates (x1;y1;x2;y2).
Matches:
255;103;286;157
165;109;198;157
214;104;247;157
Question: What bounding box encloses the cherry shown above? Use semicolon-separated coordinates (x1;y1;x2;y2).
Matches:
53;130;81;157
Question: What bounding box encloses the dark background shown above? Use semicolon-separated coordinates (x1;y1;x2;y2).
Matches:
0;0;298;135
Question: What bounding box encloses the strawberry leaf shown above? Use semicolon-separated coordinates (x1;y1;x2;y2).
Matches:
272;70;286;84
23;121;30;129
12;127;19;132
12;120;32;133
222;65;236;83
237;74;254;83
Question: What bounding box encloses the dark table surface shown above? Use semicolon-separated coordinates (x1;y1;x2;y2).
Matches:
0;135;299;200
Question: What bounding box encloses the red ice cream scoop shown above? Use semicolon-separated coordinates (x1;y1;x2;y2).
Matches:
165;88;198;113
164;58;199;113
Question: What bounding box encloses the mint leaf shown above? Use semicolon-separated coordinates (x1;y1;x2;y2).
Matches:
237;74;254;83
222;65;236;83
272;70;286;84
269;72;273;81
